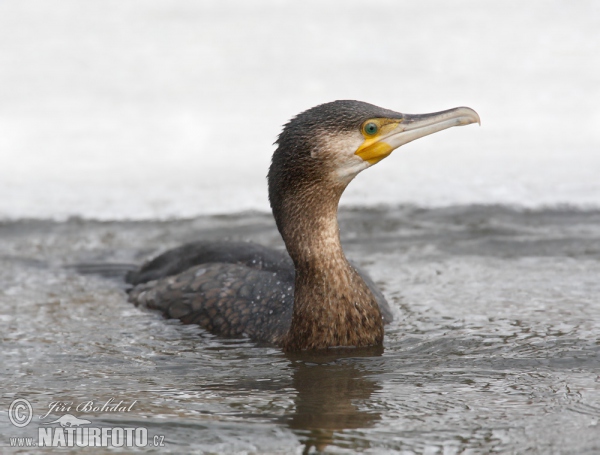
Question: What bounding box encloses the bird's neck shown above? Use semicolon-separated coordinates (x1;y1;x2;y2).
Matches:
275;184;384;351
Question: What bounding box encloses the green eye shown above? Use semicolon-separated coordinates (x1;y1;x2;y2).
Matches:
364;122;378;135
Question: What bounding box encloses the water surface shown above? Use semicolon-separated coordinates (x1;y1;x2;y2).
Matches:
1;206;599;453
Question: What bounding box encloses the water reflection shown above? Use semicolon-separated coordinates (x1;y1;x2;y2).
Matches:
284;347;384;453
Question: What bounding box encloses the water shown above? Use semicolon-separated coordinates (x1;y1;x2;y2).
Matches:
1;206;599;453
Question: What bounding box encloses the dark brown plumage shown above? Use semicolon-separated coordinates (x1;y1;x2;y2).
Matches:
127;240;392;345
127;100;480;351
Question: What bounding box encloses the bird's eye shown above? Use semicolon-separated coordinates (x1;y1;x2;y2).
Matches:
364;122;378;136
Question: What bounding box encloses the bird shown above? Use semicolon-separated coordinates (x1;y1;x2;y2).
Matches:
127;100;480;351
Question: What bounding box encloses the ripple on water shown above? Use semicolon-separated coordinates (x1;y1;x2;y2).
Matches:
1;207;599;453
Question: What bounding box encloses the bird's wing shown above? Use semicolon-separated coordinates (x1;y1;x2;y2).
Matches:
126;241;294;285
129;262;294;344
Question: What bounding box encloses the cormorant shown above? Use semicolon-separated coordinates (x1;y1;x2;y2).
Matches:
127;100;479;351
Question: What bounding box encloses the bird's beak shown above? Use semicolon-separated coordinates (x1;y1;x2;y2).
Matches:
355;107;480;165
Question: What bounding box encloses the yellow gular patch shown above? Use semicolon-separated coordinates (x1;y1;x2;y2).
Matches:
355;119;401;165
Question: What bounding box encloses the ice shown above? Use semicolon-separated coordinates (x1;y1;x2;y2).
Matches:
0;1;599;220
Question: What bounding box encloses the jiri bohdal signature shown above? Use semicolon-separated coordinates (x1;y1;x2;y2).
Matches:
40;398;138;420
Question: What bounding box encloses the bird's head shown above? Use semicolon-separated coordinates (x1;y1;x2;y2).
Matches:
268;100;479;223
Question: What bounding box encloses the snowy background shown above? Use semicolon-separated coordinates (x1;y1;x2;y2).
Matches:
1;0;599;220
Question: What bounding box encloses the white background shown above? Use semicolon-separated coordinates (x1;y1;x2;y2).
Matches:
1;0;599;219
